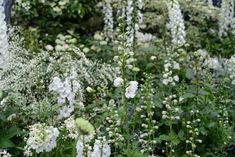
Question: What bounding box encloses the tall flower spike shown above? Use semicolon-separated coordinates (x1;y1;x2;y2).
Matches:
126;0;134;49
219;0;234;36
0;0;8;68
166;0;186;47
102;0;114;40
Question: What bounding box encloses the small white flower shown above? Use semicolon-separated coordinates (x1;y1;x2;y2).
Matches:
162;79;169;85
173;75;179;82
125;81;138;99
114;77;123;87
45;45;54;51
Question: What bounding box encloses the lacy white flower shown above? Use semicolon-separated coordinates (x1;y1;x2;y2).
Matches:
166;0;186;46
0;150;12;157
0;0;9;68
125;81;138;98
92;140;111;157
114;77;123;87
24;123;59;156
64;116;79;139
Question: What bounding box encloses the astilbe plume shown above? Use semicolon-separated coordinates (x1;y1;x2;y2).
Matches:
0;0;8;68
166;0;186;47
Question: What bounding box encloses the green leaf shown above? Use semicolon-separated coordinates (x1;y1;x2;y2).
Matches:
3;127;22;139
0;138;15;148
182;93;195;99
198;89;209;96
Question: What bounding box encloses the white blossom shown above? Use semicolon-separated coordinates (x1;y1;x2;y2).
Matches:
24;123;59;156
166;0;186;46
219;0;234;36
0;150;12;157
102;0;114;40
92;140;111;157
125;81;138;98
76;141;83;157
114;77;123;87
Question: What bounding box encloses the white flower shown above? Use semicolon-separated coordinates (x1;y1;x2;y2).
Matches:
45;45;54;51
218;0;234;36
166;0;186;46
64;116;79;139
76;141;83;157
24;123;59;155
58;105;74;119
92;140;111;157
173;61;180;70
162;79;169;85
0;150;12;157
173;75;179;82
125;81;138;99
114;77;123;87
102;0;114;40
207;57;222;70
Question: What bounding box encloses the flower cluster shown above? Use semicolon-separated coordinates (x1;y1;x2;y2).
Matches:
0;0;8;68
138;75;158;155
102;0;114;40
162;57;180;86
49;68;81;119
218;0;234;36
162;95;181;121
184;110;202;157
45;34;77;52
166;0;186;46
64;116;79;139
24;123;59;156
226;55;235;85
0;150;11;157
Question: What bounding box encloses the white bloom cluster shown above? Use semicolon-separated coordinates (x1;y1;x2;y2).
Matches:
0;150;11;157
102;0;114;40
218;0;234;36
166;0;186;46
162;95;181;121
49;68;81;119
136;32;155;44
24;123;59;156
53;34;77;51
125;0;145;48
185;110;202;157
0;0;8;68
125;81;138;99
126;0;135;48
92;140;111;157
226;54;235;85
64;116;79;139
162;57;180;86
